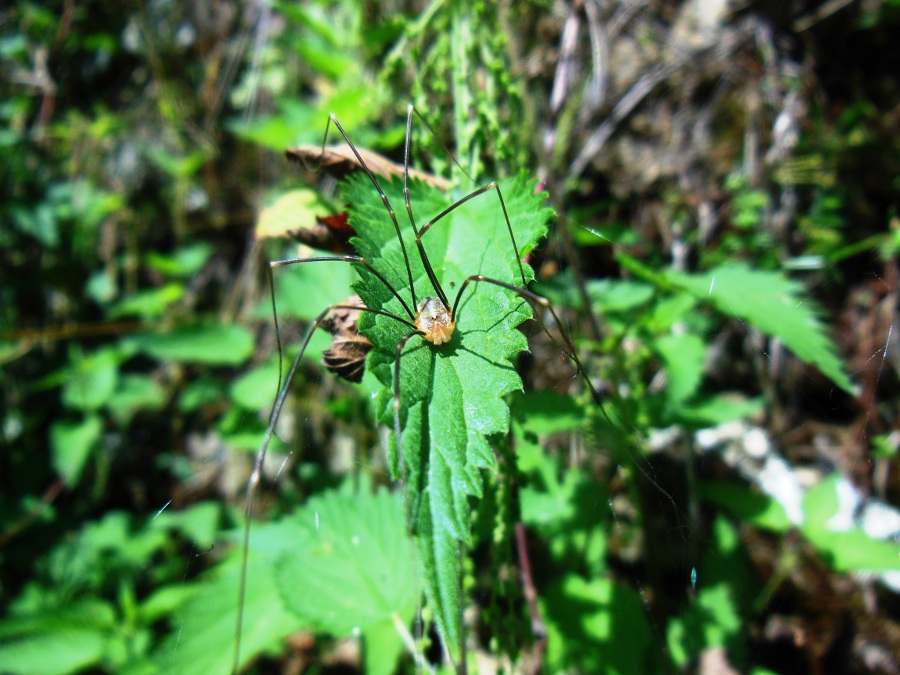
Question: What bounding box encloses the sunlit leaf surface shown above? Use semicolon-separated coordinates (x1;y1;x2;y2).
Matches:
345;172;551;659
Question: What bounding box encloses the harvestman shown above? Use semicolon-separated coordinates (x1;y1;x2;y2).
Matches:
232;104;611;672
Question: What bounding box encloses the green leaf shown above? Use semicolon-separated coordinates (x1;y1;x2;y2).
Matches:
178;377;228;412
800;477;900;572
230;359;281;410
806;525;900;572
700;480;792;533
345;172;551;661
273;491;416;653
227;98;321;150
68;511;169;574
800;474;843;527
145;147;207;179
151;502;221;550
510;390;585;435
127;324;254;365
520;466;583;527
0;629;107;675
587;278;655;314
160;490;413;675
674;394;765;426
61;347;120;411
647;292;698;331
667;264;855;394
256;189;325;239
655;333;706;409
667;583;743;667
667;517;752;667
359;618;409;675
139;584;196;624
106;374;166;424
542;575;658;673
153;556;301;675
50;415;103;487
0;597;124;670
108;283;184;320
144;242;214;278
11;202;60;247
230;335;334;412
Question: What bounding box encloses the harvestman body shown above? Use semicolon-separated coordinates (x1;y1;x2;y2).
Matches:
232;104;609;672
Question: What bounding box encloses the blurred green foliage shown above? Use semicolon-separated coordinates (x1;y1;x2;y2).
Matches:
2;1;899;674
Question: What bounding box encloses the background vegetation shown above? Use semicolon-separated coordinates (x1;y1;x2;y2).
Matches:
2;1;899;673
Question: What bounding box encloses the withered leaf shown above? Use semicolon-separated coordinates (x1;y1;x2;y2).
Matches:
286;144;451;191
287;212;355;254
320;295;373;383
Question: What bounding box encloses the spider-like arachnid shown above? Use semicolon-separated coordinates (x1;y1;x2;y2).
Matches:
232;104;611;671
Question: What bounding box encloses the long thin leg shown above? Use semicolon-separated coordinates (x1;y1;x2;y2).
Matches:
399;105;444;309
270;255;416;321
420;181;526;290
233;301;346;675
449;275;683;515
391;328;425;531
323;115;420;310
403;103;475;202
234;257;418;674
400;104;527;311
266;256;416;413
415;180;526;316
451;274;615;424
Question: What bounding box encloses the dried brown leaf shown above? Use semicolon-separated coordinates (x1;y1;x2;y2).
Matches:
286;144;451;191
320;295;372;383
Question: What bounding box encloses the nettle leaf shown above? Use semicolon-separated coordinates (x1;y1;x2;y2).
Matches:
128;323;254;365
667;264;855;395
274;490;417;658
344;172;551;661
159;491;412;675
